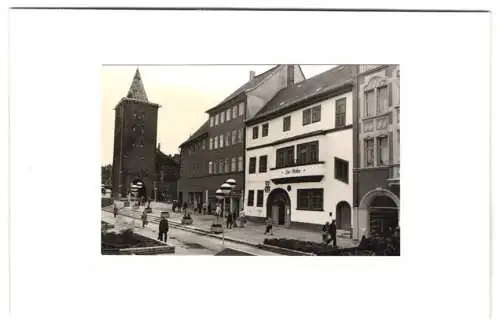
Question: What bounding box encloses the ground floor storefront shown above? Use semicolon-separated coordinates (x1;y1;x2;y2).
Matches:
352;187;400;240
178;173;244;217
245;180;353;232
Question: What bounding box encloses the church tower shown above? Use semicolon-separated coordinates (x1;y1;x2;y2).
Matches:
111;69;160;198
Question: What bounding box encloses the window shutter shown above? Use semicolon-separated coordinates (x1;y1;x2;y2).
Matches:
388;83;393;107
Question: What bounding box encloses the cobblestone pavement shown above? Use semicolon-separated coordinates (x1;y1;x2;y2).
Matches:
110;201;359;249
102;211;279;255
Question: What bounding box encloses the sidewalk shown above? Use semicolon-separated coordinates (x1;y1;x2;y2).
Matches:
109;203;359;249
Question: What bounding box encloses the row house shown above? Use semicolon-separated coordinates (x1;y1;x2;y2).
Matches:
244;65;355;230
352;65;400;239
178;65;305;215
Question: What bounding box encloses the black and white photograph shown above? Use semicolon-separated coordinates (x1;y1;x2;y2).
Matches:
5;4;496;333
101;64;400;256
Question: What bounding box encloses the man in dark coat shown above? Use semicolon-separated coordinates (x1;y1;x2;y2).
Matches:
158;216;169;242
226;213;233;229
327;212;337;247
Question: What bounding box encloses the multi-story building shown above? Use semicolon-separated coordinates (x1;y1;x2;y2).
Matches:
178;65;305;215
244;65;355;230
177;120;210;207
352;65;400;240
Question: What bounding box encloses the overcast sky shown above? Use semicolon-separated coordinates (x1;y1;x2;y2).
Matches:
101;65;336;165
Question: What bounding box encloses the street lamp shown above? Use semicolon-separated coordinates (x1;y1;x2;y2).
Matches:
211;179;238;240
215;189;225;244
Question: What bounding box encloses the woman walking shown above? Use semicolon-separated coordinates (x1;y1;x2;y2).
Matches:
141;210;148;228
264;218;274;236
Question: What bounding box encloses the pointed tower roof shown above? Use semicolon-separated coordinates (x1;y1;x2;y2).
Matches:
126;68;149;102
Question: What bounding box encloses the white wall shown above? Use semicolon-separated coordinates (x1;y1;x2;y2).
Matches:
247;91;353;149
244;92;354;225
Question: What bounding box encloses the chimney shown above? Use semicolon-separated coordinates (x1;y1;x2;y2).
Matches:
249;71;256;81
287;64;295;87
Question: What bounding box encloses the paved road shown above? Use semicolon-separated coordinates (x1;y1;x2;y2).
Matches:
102;211;279;256
111;202;358;248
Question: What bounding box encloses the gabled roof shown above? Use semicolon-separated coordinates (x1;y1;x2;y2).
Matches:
156;150;179;167
249;65;355;123
179;119;210;148
205;65;281;113
126;68;149;102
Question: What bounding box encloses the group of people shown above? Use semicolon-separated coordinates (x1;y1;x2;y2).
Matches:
112;202;170;243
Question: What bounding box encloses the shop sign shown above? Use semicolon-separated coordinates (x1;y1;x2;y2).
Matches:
282;168;306;176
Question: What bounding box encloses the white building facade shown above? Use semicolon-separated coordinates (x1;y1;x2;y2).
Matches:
244;67;355;230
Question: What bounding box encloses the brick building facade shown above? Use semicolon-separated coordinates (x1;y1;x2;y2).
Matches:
111;69;160;199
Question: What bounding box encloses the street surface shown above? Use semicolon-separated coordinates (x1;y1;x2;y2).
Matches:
102;211;279;255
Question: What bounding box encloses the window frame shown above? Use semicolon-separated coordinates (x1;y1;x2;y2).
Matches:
296;141;319;164
247;190;255;206
283;116;291;132
296;188;324;211
334;157;349;183
276;146;295;168
259;155;268;173
262;123;269;137
249;157;257;174
302;108;312;125
364;138;374;167
377;135;389;166
311;105;321;123
365;90;375;117
335;98;346;127
238;156;244;171
252;126;259;139
231;157;237;172
256;190;264;207
219;134;224;148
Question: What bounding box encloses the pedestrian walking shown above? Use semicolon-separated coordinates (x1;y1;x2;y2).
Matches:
113;204;118;218
183;202;188;214
202;202;207;215
226;213;233;229
215;204;222;219
325;212;337;247
141;210;148;228
264;217;274;235
322;221;331;244
158;216;169;242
